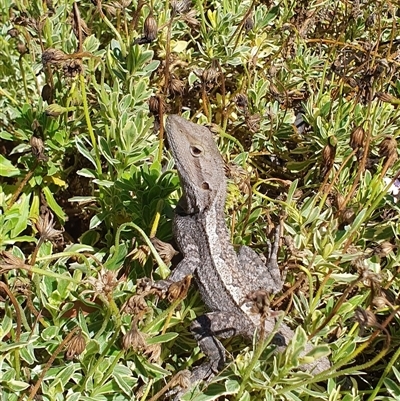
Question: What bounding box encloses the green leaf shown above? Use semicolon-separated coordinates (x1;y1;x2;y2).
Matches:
0;155;20;177
4;380;30;391
11;193;31;237
43;186;66;222
76;136;97;169
146;332;179;344
384;377;400;398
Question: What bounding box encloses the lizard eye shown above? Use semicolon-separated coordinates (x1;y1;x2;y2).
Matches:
190;145;203;157
202;182;210;190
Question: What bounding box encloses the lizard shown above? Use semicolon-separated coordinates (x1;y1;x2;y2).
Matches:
156;114;330;394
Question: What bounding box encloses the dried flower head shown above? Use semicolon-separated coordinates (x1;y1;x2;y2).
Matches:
181;9;199;26
17;42;28;55
321;137;337;176
171;0;192;14
122;321;146;351
245;289;271;317
245;113;261;133
41;84;53;103
372;296;390;309
143;343;161;362
235;93;248;110
379;136;397;161
42;48;67;66
376;92;400;105
167;275;192;302
144;14;158;42
354;307;378;329
373;241;395;257
130;244;151;266
358;265;381;288
169;76;185;95
124;294;149;315
151;237;178;264
66;331;86;360
7;28;19;38
335;192;345;210
244;13;254;32
31;119;43;136
63;59;82;78
341;208;355;225
201;64;219;85
0;251;25;269
148;95;166;115
350;126;365;149
70;11;91;40
34;212;63;242
85;268;118;298
170;370;191;389
30;136;48;161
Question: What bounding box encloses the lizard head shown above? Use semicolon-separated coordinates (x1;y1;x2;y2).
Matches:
166;115;227;213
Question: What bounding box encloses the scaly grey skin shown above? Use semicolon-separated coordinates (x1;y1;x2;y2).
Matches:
161;115;330;393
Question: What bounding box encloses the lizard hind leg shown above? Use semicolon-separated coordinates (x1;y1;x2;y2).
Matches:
189;312;254;382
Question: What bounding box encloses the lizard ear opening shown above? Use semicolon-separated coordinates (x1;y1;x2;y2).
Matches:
202;182;210;190
190;145;203;157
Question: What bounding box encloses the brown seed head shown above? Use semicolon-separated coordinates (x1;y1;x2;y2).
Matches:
335;192;345;210
373;241;395;257
202;65;219;84
151;237;178;264
341;208;355;225
148;95;166;115
66;331;86;360
171;0;192;14
124;294;149;315
372;296;390;309
245;113;261;133
42;48;67;66
30;136;48;161
244;14;254;32
63;59;82;78
350;126;365;149
167;275;192;302
0;251;25;268
41;84;53;103
321;138;337;176
17;42;27;55
171;370;191;389
181;9;199;26
354;307;378;328
34;212;63;242
122;322;146;351
379;136;397;160
144;14;158;42
130;244;151;266
169;76;185;95
7;28;19;38
143;343;161;362
235;93;248;109
376;92;398;104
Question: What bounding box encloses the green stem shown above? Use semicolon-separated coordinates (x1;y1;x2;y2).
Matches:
107;222;169;278
79;74;102;174
367;343;400;401
18;57;30;104
236;313;285;400
98;6;127;57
